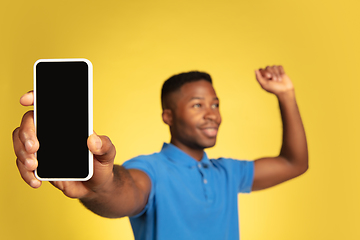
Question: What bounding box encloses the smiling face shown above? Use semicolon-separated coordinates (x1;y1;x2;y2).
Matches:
162;80;222;155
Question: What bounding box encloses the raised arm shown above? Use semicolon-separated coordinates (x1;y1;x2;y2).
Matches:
12;91;151;218
252;66;308;191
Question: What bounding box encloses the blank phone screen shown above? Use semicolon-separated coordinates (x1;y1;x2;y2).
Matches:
35;60;92;180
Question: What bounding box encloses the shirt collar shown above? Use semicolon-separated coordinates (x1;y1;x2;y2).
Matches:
161;143;212;168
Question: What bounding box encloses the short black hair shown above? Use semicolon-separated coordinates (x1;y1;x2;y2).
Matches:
161;71;212;110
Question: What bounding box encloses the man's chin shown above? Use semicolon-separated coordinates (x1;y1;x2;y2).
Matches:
199;139;217;149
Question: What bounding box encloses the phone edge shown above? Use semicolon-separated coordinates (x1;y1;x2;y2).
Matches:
33;58;94;181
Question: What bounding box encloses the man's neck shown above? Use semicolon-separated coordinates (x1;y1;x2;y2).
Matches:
170;139;204;161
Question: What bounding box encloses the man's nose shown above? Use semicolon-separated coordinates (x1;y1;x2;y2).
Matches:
204;107;218;121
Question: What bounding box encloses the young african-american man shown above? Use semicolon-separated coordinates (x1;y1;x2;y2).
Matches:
13;65;308;240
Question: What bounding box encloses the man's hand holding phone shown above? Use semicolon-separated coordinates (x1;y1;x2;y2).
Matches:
12;91;117;199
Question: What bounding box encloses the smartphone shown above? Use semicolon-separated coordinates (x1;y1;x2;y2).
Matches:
34;59;93;181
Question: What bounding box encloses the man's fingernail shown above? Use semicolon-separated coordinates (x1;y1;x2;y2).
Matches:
30;179;41;188
25;140;34;151
25;158;35;169
94;135;102;150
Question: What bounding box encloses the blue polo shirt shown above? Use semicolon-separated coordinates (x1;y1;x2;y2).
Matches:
123;143;254;240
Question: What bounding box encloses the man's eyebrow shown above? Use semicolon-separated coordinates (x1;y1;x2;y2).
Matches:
189;97;204;101
189;97;219;101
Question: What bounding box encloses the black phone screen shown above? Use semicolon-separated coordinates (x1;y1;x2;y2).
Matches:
34;60;93;180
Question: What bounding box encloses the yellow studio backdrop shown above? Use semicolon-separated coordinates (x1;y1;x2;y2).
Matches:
1;0;359;239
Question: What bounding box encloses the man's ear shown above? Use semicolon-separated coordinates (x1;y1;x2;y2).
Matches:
162;109;173;126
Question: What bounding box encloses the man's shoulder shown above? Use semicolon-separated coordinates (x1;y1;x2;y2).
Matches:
209;156;254;169
210;156;251;163
122;151;165;168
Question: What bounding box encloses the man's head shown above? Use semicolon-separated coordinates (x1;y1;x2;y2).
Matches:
161;71;213;110
161;71;221;152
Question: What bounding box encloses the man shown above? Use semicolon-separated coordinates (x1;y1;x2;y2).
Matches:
13;65;308;239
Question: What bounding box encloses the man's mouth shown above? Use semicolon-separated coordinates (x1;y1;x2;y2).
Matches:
200;127;218;138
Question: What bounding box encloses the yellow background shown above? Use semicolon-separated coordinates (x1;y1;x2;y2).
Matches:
1;0;359;239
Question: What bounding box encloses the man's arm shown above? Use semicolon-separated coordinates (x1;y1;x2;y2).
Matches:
252;66;308;191
79;166;151;218
13;91;151;218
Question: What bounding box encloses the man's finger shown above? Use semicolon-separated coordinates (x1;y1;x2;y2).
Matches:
259;68;272;80
279;65;285;75
272;66;282;81
16;158;42;188
18;111;39;154
267;66;282;81
88;134;116;164
255;69;267;87
20;91;34;106
13;126;38;171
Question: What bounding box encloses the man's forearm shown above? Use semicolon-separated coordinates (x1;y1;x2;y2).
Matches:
277;90;308;174
79;165;146;218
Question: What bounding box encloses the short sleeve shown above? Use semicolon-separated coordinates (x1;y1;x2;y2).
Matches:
216;158;254;193
237;160;254;193
122;156;156;218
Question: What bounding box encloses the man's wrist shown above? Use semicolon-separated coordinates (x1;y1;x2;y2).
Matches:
80;170;116;201
276;89;296;103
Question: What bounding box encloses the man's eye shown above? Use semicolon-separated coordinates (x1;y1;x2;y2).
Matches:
193;103;201;108
211;103;219;109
